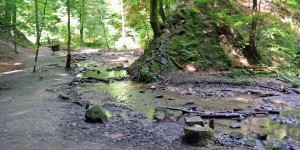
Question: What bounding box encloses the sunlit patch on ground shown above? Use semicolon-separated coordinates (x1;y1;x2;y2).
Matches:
0;62;23;76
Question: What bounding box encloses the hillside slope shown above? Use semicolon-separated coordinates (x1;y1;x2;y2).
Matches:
129;0;300;81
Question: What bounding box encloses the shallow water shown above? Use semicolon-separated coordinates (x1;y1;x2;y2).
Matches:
80;80;300;141
216;117;300;141
76;62;127;78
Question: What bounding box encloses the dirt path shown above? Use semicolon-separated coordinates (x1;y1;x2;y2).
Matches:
0;47;114;150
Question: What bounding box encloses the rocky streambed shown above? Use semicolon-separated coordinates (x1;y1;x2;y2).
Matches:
51;49;300;149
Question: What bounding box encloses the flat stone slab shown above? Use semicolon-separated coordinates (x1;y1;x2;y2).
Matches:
185;116;204;126
230;124;241;129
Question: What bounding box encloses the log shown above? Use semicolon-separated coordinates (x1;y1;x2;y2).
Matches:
159;106;241;119
72;77;126;83
200;113;241;119
159;106;280;119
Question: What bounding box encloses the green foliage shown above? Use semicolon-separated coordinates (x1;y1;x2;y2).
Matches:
138;67;153;82
257;13;300;67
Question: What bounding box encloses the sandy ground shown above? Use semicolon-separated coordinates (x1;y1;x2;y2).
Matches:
0;47;117;150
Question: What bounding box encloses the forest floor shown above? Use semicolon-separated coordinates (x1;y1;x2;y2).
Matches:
1;46;300;149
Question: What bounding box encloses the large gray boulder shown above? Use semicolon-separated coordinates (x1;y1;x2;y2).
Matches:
85;105;108;123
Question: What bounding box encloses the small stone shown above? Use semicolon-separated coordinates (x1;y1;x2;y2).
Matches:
230;124;241;129
150;86;156;90
139;90;145;93
167;97;175;100
0;86;9;90
183;126;214;146
155;95;163;98
185;116;204;126
183;102;194;105
58;93;71;100
69;122;77;127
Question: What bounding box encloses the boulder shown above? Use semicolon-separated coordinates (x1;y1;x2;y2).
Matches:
154;107;183;121
183;126;214;146
85;105;108;123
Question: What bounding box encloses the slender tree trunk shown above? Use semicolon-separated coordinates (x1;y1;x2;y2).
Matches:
248;0;260;63
33;0;40;72
159;0;166;23
12;1;17;53
79;0;85;46
120;0;126;39
100;11;110;51
39;0;48;34
66;0;71;69
150;0;160;38
4;0;12;35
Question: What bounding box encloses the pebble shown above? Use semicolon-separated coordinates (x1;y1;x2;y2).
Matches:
155;95;163;98
230;124;241;129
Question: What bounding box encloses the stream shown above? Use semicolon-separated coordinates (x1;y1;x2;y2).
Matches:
74;50;300;143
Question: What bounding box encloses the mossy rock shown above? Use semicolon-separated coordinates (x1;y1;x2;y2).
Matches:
85;105;108;123
183;126;214;146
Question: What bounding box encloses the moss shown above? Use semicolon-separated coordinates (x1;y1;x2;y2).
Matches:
183;126;215;146
85;105;108;123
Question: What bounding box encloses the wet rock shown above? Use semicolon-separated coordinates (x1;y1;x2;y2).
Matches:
230;124;241;129
185;116;204;126
85;105;108;123
183;126;214;146
230;132;243;139
155;95;163;98
58;93;71;100
167;97;175;100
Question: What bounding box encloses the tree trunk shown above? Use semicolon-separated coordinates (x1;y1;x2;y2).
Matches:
150;0;160;38
159;0;166;23
33;0;40;72
66;0;72;69
4;0;12;35
100;10;111;51
12;1;17;53
120;0;126;39
79;0;85;46
247;0;260;63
